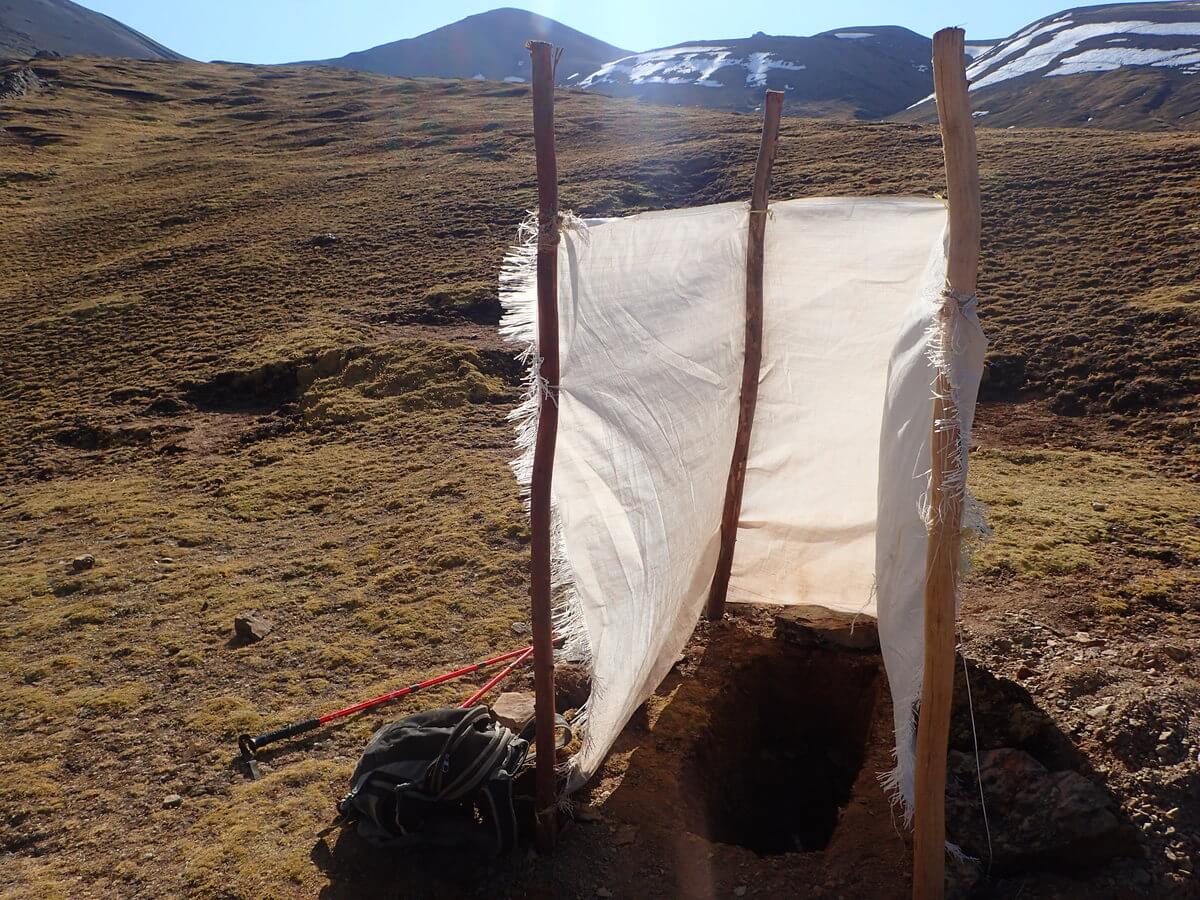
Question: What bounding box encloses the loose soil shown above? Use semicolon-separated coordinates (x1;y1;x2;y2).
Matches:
0;57;1197;898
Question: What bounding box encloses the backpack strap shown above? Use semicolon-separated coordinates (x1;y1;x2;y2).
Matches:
424;706;492;796
478;770;519;853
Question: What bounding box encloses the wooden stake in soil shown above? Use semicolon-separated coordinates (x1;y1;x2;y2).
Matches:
913;28;980;900
526;38;561;853
706;90;784;621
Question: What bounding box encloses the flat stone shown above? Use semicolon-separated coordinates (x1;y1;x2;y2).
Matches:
774;605;878;651
492;691;536;731
162;794;182;809
232;613;272;645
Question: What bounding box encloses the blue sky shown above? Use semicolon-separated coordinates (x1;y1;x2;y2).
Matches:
81;1;1160;64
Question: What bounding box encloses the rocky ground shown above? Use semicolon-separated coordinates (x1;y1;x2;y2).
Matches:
0;57;1196;898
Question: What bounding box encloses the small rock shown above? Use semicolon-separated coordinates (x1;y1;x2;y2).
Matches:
1016;664;1038;680
1091;502;1107;511
70;554;95;573
492;691;536;731
1159;730;1175;743
1072;631;1103;647
162;794;182;809
233;613;273;645
1086;703;1110;718
510;621;530;636
596;889;612;898
308;233;339;248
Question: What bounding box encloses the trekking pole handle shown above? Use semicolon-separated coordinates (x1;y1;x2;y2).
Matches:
239;717;321;758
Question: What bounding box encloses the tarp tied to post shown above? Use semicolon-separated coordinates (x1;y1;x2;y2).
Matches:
500;196;986;815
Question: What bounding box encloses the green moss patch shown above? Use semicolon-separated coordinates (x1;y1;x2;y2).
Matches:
969;448;1200;578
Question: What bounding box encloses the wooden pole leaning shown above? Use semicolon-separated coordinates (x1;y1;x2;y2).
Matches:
913;28;980;900
526;38;562;852
706;90;785;621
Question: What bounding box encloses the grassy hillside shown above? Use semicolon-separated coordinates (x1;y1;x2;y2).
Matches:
0;57;1197;898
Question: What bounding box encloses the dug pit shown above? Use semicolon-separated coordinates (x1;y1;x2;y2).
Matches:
591;608;900;883
683;646;882;854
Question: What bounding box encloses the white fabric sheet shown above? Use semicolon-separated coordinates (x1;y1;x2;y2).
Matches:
500;196;987;814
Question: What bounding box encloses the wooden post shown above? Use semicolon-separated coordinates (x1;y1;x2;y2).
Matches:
706;90;784;620
526;38;561;852
913;28;980;900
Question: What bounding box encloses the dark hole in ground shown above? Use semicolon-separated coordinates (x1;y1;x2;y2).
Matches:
685;647;881;855
183;360;302;413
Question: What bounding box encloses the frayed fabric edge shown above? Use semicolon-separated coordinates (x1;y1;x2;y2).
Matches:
498;211;594;788
880;279;982;837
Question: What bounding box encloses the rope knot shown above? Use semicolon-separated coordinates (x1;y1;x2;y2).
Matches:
538;214;562;247
940;287;978;309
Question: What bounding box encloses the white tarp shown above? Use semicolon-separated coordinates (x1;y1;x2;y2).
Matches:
500;196;986;816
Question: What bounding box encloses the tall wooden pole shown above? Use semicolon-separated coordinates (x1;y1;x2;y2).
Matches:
526;39;560;852
913;28;980;900
706;90;784;620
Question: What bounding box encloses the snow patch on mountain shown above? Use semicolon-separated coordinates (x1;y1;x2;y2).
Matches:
909;11;1200;109
1048;46;1200;76
745;51;806;86
581;45;808;90
970;20;1200;91
580;46;733;88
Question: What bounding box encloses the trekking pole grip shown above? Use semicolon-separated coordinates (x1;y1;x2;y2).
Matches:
239;718;321;758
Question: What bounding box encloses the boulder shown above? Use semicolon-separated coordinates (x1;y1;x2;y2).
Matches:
947;748;1137;871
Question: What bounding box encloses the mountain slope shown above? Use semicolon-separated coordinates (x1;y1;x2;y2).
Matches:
310;7;630;84
0;0;182;61
900;1;1200;128
575;26;933;118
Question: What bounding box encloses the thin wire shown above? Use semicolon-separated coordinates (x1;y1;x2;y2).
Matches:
960;648;993;872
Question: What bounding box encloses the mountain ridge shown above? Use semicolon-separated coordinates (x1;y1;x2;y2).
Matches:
0;0;183;61
309;7;629;85
573;26;933;118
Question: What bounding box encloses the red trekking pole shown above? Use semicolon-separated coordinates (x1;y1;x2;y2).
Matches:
460;646;534;709
238;643;537;777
